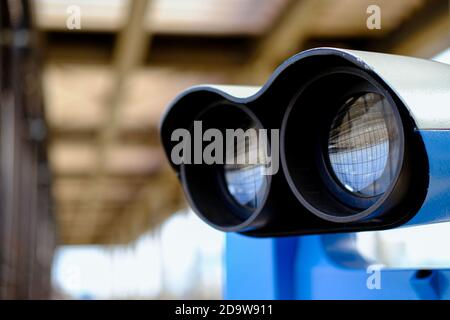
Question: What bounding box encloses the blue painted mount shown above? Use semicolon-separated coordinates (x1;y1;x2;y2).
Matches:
406;130;450;226
226;233;450;299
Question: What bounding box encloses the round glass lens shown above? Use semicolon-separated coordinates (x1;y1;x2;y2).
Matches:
328;92;400;197
224;122;268;209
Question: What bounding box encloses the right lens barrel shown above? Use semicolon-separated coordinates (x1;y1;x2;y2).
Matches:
281;67;415;223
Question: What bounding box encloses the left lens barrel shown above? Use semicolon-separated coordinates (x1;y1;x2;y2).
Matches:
179;102;313;235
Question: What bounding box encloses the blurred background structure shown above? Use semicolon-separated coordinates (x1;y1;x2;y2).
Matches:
0;0;449;299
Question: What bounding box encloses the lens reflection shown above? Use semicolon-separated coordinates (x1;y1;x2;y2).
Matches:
224;122;268;209
328;92;400;197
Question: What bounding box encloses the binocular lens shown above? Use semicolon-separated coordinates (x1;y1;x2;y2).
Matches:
223;122;268;210
328;92;400;197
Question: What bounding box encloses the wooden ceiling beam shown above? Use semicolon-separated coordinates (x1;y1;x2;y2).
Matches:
240;0;330;84
80;0;153;243
94;171;184;244
371;0;449;57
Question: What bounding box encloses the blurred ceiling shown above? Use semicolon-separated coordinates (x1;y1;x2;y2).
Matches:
33;0;449;245
36;0;290;35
